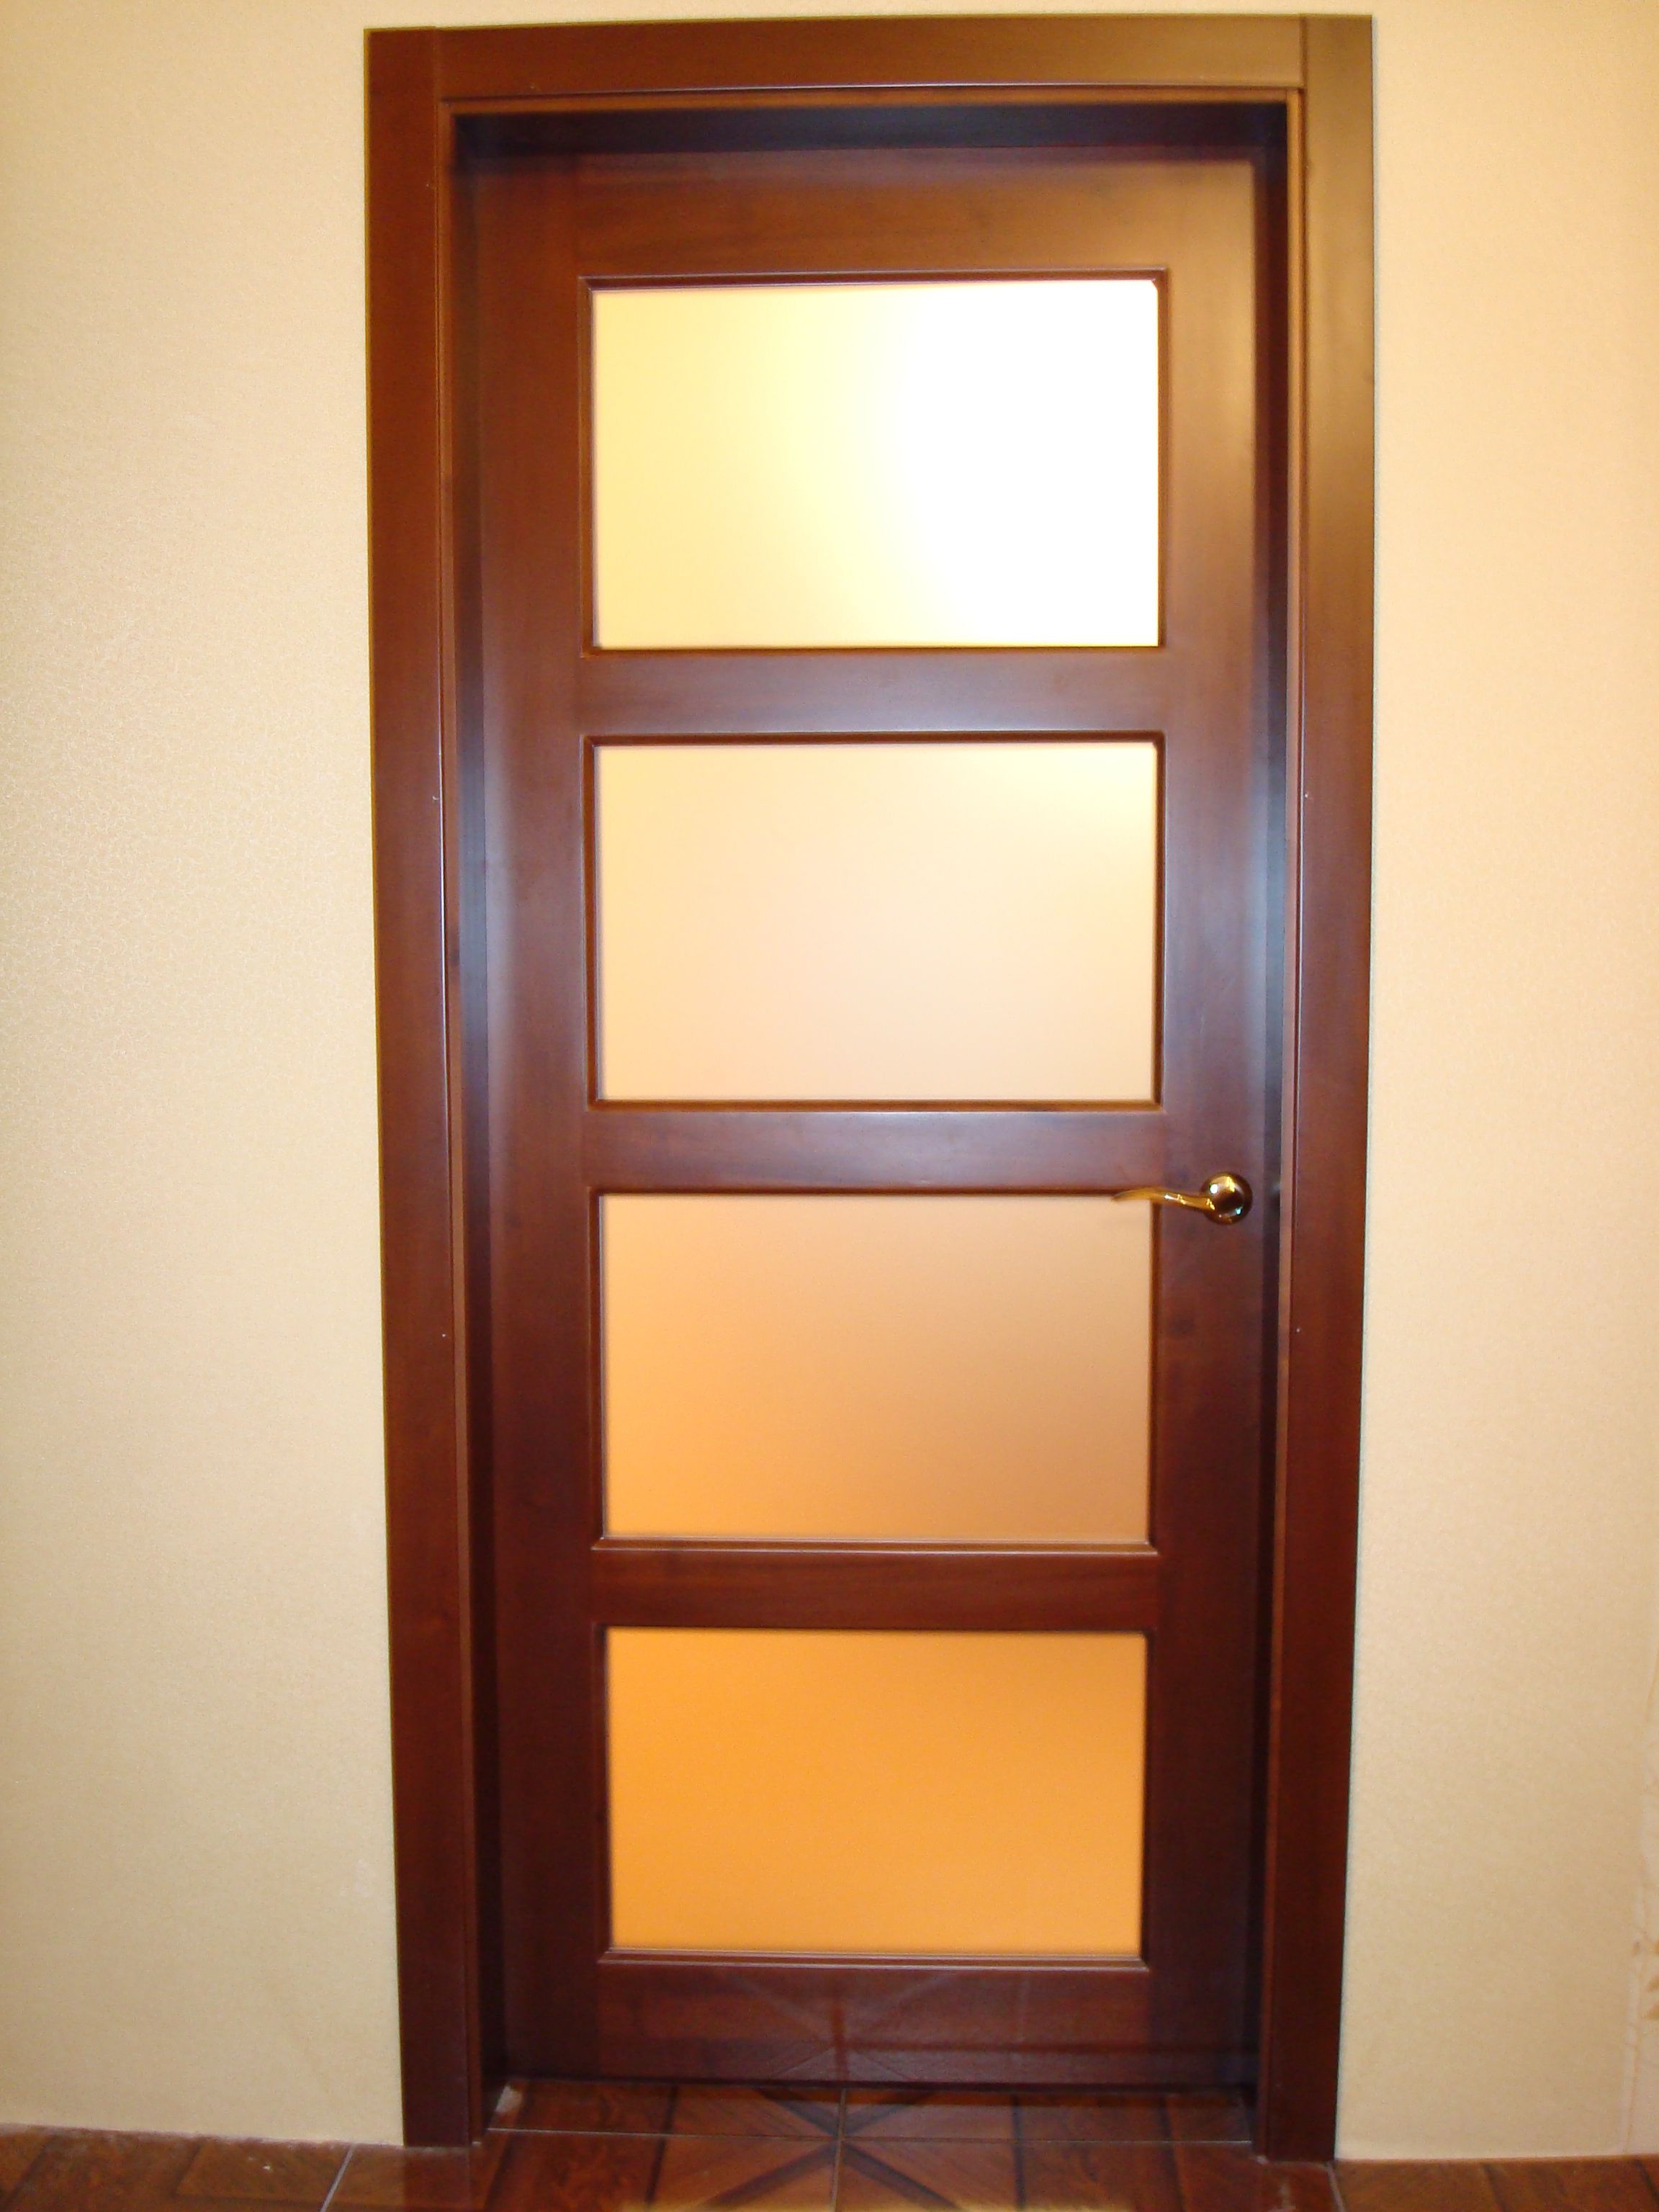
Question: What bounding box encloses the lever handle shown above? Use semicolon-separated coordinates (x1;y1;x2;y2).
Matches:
1111;1173;1252;1225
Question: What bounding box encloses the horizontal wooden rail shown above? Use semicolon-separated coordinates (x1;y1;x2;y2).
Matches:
583;1107;1177;1190
438;17;1306;103
577;651;1176;737
592;1541;1161;1630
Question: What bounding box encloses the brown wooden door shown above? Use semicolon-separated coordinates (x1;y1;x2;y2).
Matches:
468;135;1272;2090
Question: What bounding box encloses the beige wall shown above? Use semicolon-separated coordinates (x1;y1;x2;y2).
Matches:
0;0;1655;2159
1338;0;1659;2156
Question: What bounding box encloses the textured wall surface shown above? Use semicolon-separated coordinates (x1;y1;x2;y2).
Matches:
0;0;1655;2159
1335;1;1659;2157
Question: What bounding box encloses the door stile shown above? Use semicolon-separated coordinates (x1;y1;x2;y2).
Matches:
473;151;606;2076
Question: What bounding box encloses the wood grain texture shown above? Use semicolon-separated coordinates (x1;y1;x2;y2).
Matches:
333;2138;506;2209
436;17;1306;103
483;2135;660;2212
21;2117;1659;2212
367;24;490;2150
845;2092;1017;2145
459;100;1282;167
577;650;1174;738
1337;2166;1502;2212
174;2141;347;2204
474;140;1268;2087
1485;2164;1659;2212
1176;2146;1338;2211
592;1544;1161;1631
0;2137;50;2203
595;1957;1177;2086
666;2089;842;2141
469;150;602;2082
499;2081;673;2136
652;2136;835;2210
585;1108;1172;1193
1164;2097;1251;2148
842;2139;1019;2212
1254;14;1374;2164
8;2138;196;2212
2;2139;351;2212
1022;2140;1184;2212
367;14;1373;2149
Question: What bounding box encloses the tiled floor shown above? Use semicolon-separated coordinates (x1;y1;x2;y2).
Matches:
3;2087;1658;2211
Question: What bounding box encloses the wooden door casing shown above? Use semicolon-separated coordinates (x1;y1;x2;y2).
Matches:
469;143;1272;2087
365;17;1374;2156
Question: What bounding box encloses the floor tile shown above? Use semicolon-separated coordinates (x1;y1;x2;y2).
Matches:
1022;2140;1182;2212
9;2134;197;2211
14;2095;1659;2212
653;2136;835;2208
1484;2162;1659;2212
668;2089;840;2141
1174;2146;1336;2211
1336;2165;1501;2212
1164;2099;1251;2147
176;2140;346;2205
1017;2095;1170;2147
331;2137;508;2210
839;2138;1020;2210
844;2093;1017;2144
485;2132;662;2212
0;2133;53;2202
495;2082;676;2136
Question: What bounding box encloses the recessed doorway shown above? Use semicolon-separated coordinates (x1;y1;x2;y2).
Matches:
366;14;1373;2160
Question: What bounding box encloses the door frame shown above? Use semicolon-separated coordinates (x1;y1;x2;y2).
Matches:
365;12;1374;2159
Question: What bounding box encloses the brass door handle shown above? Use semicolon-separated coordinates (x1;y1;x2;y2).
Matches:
1111;1173;1252;1225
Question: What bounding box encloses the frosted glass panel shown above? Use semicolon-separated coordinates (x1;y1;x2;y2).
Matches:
602;1195;1151;1542
608;1630;1146;1954
591;279;1159;647
595;741;1158;1102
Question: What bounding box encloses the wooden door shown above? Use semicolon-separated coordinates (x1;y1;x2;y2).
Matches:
469;137;1272;2090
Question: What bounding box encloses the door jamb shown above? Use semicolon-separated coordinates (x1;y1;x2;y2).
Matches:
365;12;1374;2159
